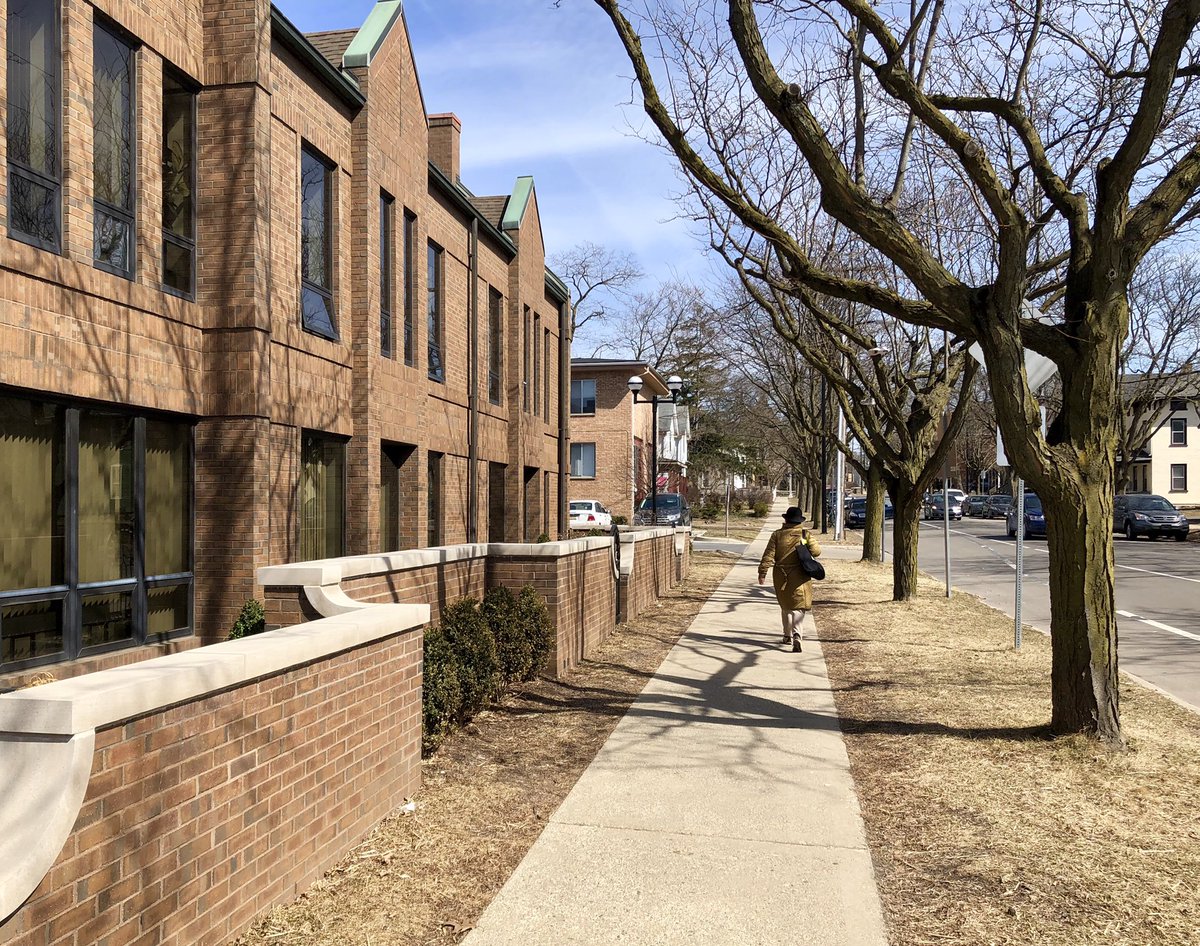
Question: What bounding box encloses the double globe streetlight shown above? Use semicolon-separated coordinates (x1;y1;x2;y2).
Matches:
628;373;685;525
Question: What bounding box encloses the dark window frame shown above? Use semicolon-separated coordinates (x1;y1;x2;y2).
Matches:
297;429;347;561
0;392;194;673
403;210;416;366
488;287;503;405
427;450;443;546
427;240;444;383
544;328;551;421
570;442;596;479
1170;416;1187;447
6;0;63;253
571;378;596;415
533;312;541;418
161;67;197;299
380;191;394;358
91;18;139;280
299;143;338;340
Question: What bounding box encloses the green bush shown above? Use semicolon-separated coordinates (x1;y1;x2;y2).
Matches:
228;599;266;639
612;514;628;525
535;532;552;543
751;500;770;518
516;585;553;679
698;500;722;519
439;597;499;720
421;627;462;754
483;586;531;686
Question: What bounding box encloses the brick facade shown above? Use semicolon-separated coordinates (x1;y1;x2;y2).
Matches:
0;0;570;684
568;362;668;521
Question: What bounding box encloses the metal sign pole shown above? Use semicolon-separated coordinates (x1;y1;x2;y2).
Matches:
1014;479;1024;651
942;478;951;597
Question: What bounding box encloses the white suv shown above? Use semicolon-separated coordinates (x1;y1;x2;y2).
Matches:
569;500;613;530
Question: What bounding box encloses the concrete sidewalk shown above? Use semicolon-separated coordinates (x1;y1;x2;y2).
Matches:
462;509;887;946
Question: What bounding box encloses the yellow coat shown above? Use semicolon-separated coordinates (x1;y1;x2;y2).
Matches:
758;525;822;611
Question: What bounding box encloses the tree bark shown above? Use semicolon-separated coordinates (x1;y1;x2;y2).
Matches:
889;480;922;600
861;461;884;563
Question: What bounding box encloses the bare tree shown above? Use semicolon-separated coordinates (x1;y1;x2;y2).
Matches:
550;241;643;350
589;0;1200;743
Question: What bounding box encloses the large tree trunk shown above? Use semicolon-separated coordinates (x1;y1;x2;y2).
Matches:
861;462;884;563
889;480;922;601
982;289;1125;744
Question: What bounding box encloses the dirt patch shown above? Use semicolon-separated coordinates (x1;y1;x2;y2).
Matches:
231;552;736;946
818;560;1200;946
693;515;771;541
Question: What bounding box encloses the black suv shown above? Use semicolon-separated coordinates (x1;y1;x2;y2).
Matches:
634;492;692;526
1113;494;1190;541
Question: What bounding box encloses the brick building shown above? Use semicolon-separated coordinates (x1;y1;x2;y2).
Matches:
568;359;671;521
0;0;570;682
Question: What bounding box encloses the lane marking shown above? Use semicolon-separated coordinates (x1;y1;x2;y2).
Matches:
1138;619;1200;643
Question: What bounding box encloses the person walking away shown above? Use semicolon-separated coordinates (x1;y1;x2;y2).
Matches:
758;506;822;651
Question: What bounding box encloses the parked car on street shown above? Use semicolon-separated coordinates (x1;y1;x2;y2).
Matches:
634;492;692;527
1007;493;1046;538
569;500;613;530
1113;494;1191;542
844;497;895;528
984;494;1013;519
923;494;962;520
964;495;989;517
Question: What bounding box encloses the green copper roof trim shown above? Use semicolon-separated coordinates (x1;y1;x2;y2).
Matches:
270;6;365;109
343;0;404;68
500;176;535;231
545;269;569;304
428;163;517;259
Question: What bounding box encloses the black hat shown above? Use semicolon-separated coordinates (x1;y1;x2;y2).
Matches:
783;506;805;525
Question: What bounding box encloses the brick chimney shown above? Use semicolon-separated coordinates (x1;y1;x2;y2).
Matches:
428;113;461;181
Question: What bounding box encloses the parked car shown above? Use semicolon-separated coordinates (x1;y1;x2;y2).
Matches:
946;489;967;506
569;500;613;530
964;495;990;517
1113;494;1190;541
1007;493;1046;538
923;494;962;520
847;497;895;524
634;492;692;526
984;494;1013;519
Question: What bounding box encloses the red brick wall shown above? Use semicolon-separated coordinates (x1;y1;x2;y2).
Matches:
0;627;422;946
623;533;680;622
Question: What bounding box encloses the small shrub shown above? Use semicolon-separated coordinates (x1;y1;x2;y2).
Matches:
698;499;722;520
516;585;553;680
535;532;552;543
422;627;462;755
730;497;745;513
439;597;499;720
751;500;770;518
612;514;628;525
228;599;266;639
483;586;531;686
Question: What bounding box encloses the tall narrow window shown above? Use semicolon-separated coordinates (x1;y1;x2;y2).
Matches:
488;288;503;405
571;379;596;415
1171;416;1187;447
427;451;443;546
380;192;394;358
162;70;196;296
6;0;60;251
533;313;541;418
300;145;336;339
380;445;400;551
1171;463;1188;493
570;443;596;478
93;23;136;276
427;242;444;382
544;329;551;421
403;210;416;366
299;431;345;560
523;306;531;411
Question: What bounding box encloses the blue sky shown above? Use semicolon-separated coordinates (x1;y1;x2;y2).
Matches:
283;0;721;298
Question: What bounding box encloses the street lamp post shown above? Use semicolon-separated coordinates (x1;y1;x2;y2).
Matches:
628;373;685;525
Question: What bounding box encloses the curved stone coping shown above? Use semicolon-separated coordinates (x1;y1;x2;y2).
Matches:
0;730;95;922
0;603;428;737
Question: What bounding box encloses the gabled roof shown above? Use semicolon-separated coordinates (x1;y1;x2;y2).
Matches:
305;28;357;67
500;176;535;231
271;6;364;109
471;196;509;230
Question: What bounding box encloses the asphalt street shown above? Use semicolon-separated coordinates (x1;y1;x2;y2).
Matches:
905;515;1200;710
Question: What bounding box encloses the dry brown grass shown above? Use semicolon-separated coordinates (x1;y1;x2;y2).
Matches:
231;552;736;946
693;515;770;541
818;561;1200;946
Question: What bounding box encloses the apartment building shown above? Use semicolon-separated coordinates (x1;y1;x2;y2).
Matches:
568;359;670;521
1126;395;1200;505
0;0;570;681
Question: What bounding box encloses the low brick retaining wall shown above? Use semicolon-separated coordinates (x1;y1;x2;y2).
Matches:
0;529;691;946
0;603;427;946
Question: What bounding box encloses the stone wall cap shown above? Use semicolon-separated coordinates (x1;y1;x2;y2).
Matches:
0;604;428;737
